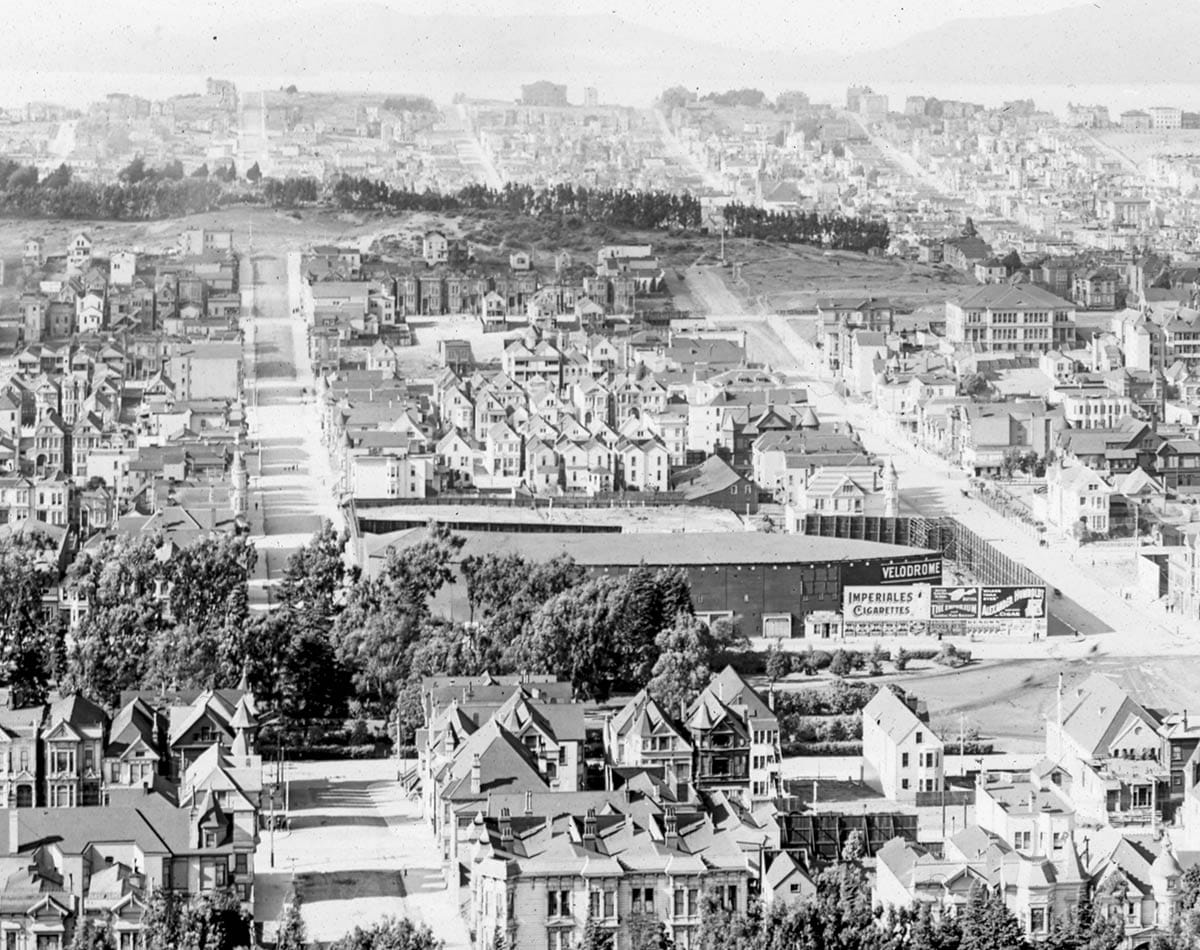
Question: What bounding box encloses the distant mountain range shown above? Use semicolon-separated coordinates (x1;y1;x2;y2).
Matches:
4;0;1200;95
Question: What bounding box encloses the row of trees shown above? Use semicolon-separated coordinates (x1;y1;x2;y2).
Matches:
721;203;890;253
328;178;703;230
2;521;740;749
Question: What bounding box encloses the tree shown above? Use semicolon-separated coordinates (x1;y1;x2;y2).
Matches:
160;159;185;180
43;163;72;189
166;535;257;633
277;892;308;950
510;575;626;699
659;86;697;111
191;163;210;178
579;918;613;950
329;916;442;950
141;887;186;950
6;165;37;189
179;888;252;950
647;614;740;714
962;216;978;237
0;536;65;706
841;828;866;863
64;535;164;706
276;520;354;623
68;918;113;950
961;372;990;398
333;525;463;708
869;641;885;676
1000;450;1021;479
246;161;263;183
627;914;674;950
118;155;148;184
765;647;789;683
829;649;851;678
462;552;583;669
1181;863;1200;912
960;882;1029;950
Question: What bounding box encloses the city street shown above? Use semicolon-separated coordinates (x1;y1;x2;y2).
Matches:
241;253;342;607
720;308;1200;659
254;760;469;948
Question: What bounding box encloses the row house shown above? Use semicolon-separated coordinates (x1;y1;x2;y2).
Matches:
0;794;254;950
874;828;1089;940
468;803;752;950
0;687;260;811
616;437;670;491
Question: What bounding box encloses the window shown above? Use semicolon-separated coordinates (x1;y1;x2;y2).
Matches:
901;753;909;768
915;732;923;744
547;930;573;950
1173;746;1183;762
901;779;909;790
547;889;570;918
632;887;654;914
235;853;248;874
51;747;74;775
36;937;60;950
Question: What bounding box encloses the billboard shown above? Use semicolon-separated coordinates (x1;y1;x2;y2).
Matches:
843;585;931;623
980;586;1047;619
842;554;943;587
930;586;981;619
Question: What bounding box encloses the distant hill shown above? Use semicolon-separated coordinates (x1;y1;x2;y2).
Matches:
3;1;1199;95
824;0;1200;85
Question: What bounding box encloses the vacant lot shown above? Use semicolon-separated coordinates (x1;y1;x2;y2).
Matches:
873;653;1200;753
1091;128;1200;172
711;242;974;313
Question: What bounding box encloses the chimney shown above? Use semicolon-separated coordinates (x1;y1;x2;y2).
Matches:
583;807;598;848
499;807;513;846
524;790;534;816
7;809;17;855
470;754;481;795
663;806;678;847
812;780;818;806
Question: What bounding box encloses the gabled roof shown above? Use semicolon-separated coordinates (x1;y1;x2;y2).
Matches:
1058;674;1159;758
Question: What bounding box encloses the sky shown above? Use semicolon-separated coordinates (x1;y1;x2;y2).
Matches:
27;0;1092;54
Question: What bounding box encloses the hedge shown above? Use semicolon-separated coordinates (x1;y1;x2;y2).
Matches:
781;740;864;756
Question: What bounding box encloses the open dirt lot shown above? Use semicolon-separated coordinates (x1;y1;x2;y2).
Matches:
711;243;974;313
865;654;1200;754
1091;128;1200;172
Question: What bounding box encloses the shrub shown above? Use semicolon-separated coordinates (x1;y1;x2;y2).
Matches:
935;643;970;668
895;647;910;671
766;649;791;682
829;650;852;677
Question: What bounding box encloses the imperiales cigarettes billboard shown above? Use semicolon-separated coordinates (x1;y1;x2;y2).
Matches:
843;585;1046;622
